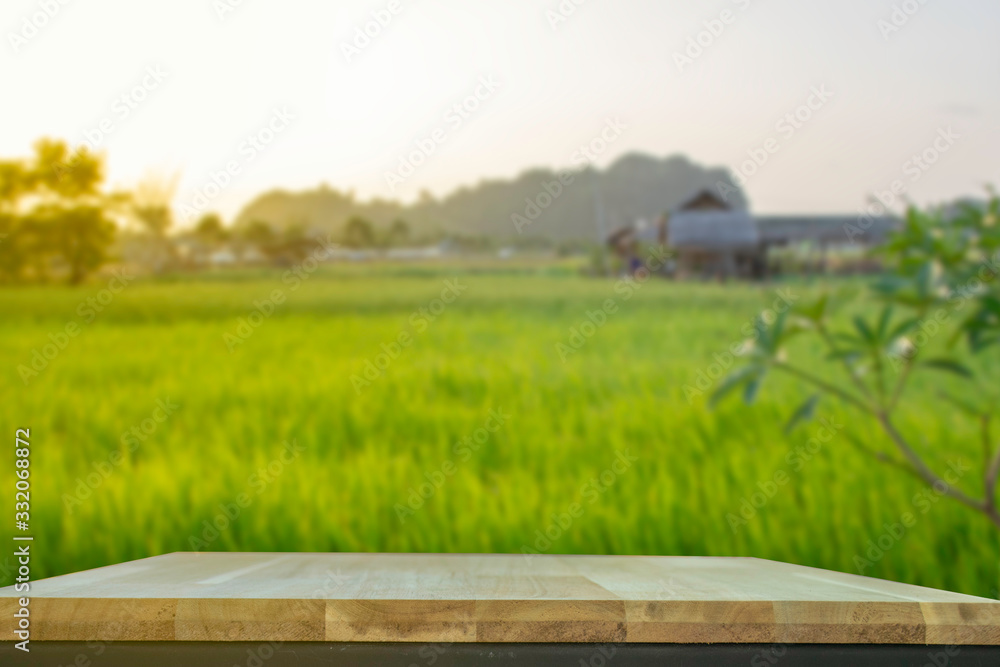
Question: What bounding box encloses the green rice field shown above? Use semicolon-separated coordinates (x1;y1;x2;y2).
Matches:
1;262;997;598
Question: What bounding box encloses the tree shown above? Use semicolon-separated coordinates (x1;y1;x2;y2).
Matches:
0;160;33;211
131;171;179;237
0;211;26;283
280;223;314;262
242;219;276;246
343;216;375;248
0;139;117;284
386;218;411;247
38;205;117;285
0;161;30;282
714;196;1000;530
195;213;228;245
34;138;103;200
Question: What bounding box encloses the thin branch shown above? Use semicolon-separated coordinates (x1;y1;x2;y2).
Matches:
985;419;1000;513
772;362;873;414
885;305;933;415
982;415;993;475
843;431;917;478
872;345;888;408
877;412;984;513
817;324;880;409
886;360;914;413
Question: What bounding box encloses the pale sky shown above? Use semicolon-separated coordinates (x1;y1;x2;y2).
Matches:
2;0;998;223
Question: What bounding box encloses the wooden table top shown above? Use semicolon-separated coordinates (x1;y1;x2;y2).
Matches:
2;553;998;644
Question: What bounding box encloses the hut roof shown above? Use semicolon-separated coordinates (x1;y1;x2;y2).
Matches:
676;188;732;212
668;210;759;249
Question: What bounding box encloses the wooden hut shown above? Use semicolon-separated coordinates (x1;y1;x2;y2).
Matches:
667;189;764;279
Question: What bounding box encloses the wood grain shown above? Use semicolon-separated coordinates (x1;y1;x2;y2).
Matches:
1;553;997;644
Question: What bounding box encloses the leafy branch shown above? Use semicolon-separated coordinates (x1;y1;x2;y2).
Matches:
714;195;1000;530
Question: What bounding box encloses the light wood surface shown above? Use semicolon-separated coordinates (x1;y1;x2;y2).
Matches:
2;553;998;644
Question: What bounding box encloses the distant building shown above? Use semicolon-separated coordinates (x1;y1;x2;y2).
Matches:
385;245;446;261
606;188;898;280
667;190;763;279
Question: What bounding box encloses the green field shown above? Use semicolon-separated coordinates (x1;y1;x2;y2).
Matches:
2;263;997;598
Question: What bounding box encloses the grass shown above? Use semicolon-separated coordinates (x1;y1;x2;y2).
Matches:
1;262;997;598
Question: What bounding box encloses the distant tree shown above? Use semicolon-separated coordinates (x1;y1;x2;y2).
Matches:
39;205;117;285
33;138;103;200
239;219;283;262
194;213;228;245
0;160;29;282
343;216;375;248
386;219;411;247
242;219;276;247
0;212;26;283
133;204;172;237
0;139;117;285
125;171;180;274
281;223;314;261
0;160;33;211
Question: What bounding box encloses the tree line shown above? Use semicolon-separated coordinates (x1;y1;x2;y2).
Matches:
0;140;422;285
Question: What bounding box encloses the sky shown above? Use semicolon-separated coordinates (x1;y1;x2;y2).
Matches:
2;0;998;223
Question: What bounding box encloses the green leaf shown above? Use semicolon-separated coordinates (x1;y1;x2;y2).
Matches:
915;261;938;301
784;394;820;434
918;358;973;378
876;306;893;341
709;365;762;408
826;349;862;364
937;391;982;417
743;373;765;405
796;294;829;323
853;316;875;344
887;317;919;341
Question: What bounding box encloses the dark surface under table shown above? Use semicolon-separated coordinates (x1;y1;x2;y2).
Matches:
2;642;999;666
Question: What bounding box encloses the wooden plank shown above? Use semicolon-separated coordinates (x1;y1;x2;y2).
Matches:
1;553;998;644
